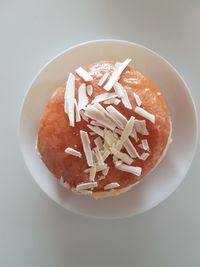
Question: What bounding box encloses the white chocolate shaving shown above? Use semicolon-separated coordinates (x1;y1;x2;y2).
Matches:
89;165;97;181
116;164;142;176
114;139;123;151
102;167;110;176
120;116;135;142
80;110;89;122
115;62;121;69
103;141;110;151
114;128;123;136
99;175;106;180
90;120;105;128
141;139;149;151
87;125;104;137
85;164;108;174
114;160;122;167
113;82;124;97
112;98;121;105
84;168;90;173
93;102;108;114
65;147;82;158
75;67;93;82
130;128;139;142
111;147;133;165
64;73;72;114
104;182;120;190
133;92;142;106
74;99;81;122
78;83;88;110
84;105;116;131
113;132;119;139
94;103;118;124
121;86;132;109
140;152;149;161
98;72;109;86
124;139;140;158
94;136;104;151
135;106;155;123
92;92;118;104
104;129;117;146
96;164;108;172
92;150;97;163
104;59;131;91
106;105;127;129
76;181;97;191
80;130;94;167
134;120;149;135
112;139;123;164
102;150;110;161
64;73;75;126
93;147;104;166
103;98;121;105
86;85;93;96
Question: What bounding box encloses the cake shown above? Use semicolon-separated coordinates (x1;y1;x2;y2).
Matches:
36;59;172;199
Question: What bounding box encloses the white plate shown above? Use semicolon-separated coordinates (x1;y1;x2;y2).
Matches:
19;40;198;219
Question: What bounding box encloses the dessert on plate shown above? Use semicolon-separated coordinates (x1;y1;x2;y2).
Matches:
36;59;172;199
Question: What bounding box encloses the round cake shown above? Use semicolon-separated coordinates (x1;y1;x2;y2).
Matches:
36;59;172;199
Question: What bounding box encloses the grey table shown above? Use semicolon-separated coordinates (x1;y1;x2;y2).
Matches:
0;1;199;266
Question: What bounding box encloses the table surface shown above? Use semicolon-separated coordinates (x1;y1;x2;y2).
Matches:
0;1;199;266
